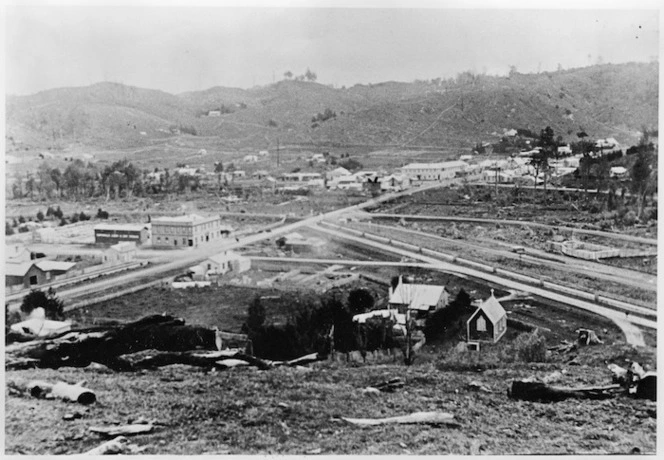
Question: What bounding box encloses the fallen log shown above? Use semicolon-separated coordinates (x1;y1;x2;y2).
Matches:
89;423;154;437
509;380;623;402
5;314;228;371
342;411;459;427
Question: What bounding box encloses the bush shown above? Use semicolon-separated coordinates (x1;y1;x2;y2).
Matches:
96;208;110;219
79;212;90;221
20;289;65;320
514;329;547;363
18;226;30;233
623;210;637;226
424;289;472;343
36;211;44;221
347;288;374;316
6;221;15;235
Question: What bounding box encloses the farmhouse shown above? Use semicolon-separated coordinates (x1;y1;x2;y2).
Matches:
388;278;449;314
326;167;351;180
281;172;323;183
151;214;230;248
466;291;507;343
94;223;151;246
5;260;76;288
400;161;468;181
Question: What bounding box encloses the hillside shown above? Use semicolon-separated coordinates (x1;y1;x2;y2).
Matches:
5;62;658;152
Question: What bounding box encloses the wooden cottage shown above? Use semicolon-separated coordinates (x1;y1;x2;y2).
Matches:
467;291;507;343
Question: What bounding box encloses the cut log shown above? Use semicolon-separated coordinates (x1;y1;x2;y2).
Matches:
509;380;623;402
83;436;132;455
26;380;96;405
89;423;154;437
342;411;459;426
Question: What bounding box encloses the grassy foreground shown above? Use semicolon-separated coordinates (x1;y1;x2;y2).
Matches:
5;343;656;455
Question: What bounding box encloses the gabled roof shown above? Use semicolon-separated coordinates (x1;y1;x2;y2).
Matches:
5;262;34;277
389;283;447;310
35;260;76;272
475;293;506;324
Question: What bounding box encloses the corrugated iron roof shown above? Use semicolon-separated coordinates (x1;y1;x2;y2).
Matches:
35;260;76;272
389;283;446;310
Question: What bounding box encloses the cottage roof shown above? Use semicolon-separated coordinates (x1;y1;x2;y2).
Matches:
5;262;34;277
389;283;447;310
476;293;506;324
36;260;76;272
352;309;406;325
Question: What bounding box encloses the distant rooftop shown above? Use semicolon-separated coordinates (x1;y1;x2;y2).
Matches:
151;214;219;224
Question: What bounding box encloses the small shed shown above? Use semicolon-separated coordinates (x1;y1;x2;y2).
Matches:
467;290;507;343
106;242;138;263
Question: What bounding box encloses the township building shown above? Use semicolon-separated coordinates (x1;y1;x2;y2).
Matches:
400;160;468;182
94;223;151;246
151;214;230;248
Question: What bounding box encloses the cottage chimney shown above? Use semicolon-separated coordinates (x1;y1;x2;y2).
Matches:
490;288;494;297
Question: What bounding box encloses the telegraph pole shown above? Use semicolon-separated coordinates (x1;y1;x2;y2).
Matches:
277;138;280;167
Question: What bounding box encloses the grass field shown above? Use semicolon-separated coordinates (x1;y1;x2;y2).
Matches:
5;341;656;455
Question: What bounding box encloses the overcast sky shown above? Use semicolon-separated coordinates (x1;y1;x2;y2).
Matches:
4;2;660;96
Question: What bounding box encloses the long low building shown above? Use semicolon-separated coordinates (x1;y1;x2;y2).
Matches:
94;223;151;245
400;160;468;181
151;214;231;248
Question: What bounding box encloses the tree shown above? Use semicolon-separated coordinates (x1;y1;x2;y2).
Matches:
304;68;317;82
243;296;266;333
50;168;63;197
36;211;45;222
508;65;518;77
283;70;293;80
631;148;654;219
531;126;555;196
25;174;36;200
347;289;375;316
20;289;65;320
214;161;224;188
6;221;15;236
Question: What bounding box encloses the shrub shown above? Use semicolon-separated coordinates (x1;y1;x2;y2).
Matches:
18;226;30;233
514;329;547;363
20;289;65;320
347;288;374;316
18;216;26;224
623;210;637;226
36;211;45;221
96;208;110;219
6;221;15;235
79;212;90;221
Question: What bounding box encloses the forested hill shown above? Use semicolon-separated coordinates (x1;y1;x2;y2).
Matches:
6;62;658;151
